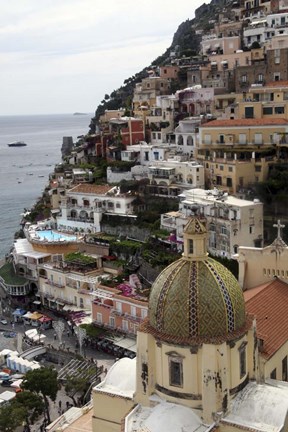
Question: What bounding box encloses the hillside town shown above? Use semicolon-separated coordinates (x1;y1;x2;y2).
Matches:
0;0;288;431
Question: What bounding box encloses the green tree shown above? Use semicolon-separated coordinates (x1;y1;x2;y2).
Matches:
64;375;91;406
22;367;58;423
13;391;45;429
0;403;25;432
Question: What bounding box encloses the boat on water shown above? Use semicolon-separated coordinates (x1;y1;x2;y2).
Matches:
7;141;27;147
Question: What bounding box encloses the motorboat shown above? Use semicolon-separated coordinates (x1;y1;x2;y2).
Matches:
8;141;27;147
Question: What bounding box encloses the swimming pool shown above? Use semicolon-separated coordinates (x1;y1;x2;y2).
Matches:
35;230;77;242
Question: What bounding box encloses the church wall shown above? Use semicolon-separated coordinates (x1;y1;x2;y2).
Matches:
156;342;200;402
135;331;157;405
237;244;288;290
229;336;249;391
92;391;134;432
263;341;288;381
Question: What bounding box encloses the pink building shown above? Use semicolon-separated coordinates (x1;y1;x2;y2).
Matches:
92;282;148;337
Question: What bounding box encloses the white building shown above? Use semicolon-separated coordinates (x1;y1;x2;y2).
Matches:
174;117;201;157
121;142;176;165
57;184;136;233
161;188;263;258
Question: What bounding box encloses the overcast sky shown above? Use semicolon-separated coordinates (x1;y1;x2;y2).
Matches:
0;0;204;116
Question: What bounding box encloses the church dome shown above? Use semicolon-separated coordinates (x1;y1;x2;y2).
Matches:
149;218;246;342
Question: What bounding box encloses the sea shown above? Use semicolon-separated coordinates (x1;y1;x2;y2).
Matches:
0;113;92;259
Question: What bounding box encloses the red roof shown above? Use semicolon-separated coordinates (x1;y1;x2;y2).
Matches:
69;184;112;195
244;278;288;359
202;118;288;127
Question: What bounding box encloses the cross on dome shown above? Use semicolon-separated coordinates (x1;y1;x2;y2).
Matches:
273;220;285;239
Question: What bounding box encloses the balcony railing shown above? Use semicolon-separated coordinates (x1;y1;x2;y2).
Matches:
67;216;94;223
45;279;65;289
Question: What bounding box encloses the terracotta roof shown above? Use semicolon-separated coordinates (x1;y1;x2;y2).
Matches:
69;184;112;195
202;118;288;127
244;278;288;359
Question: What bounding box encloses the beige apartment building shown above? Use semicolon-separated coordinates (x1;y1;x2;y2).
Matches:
198;118;288;193
132;76;170;114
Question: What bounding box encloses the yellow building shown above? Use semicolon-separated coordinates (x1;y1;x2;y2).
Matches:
198;118;288;193
90;218;288;432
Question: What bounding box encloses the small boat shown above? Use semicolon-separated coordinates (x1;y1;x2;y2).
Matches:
38;175;45;178
8;141;27;147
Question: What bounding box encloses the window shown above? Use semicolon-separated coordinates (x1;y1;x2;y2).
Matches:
282;356;287;381
122;320;128;331
249;225;254;234
154;152;159;160
221;225;228;235
116;203;121;208
220;165;224;171
228;166;233;172
258;73;263;82
116;302;122;313
275;106;284;114
239;134;247;144
216;176;222;185
169;357;183;387
96;313;102;324
141;309;147;319
144;152;149;161
204;134;211;145
79;298;84;308
189;240;194;254
157;133;161;140
270;368;276;379
245;107;254;118
109;316;115;328
239;343;247;378
255;165;261;172
241;75;247;83
274;73;281;81
131;305;136;317
263;107;273;115
254;133;262;144
227;178;232;187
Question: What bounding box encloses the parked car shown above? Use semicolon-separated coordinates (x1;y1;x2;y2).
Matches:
0;318;8;325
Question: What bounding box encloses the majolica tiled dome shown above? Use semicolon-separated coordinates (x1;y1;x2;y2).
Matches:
149;218;246;341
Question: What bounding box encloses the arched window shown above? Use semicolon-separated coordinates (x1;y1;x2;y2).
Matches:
187;135;193;146
177;135;184;146
70;209;77;219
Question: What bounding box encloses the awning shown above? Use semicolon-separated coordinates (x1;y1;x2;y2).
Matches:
12;309;26;316
113;337;137;353
63;305;86;312
221;60;228;64
33;301;41;305
38;315;52;323
23;312;33;319
74;316;92;326
211;61;217;66
29;312;43;321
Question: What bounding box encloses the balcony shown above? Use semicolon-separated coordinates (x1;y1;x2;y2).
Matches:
45;279;65;289
67;216;94;223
